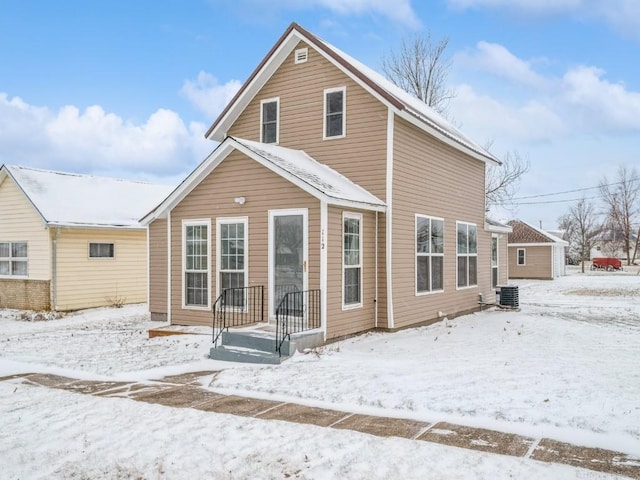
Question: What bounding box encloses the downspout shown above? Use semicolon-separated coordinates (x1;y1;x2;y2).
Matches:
51;228;59;310
374;211;378;328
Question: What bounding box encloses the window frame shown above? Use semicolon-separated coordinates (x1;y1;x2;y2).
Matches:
517;248;526;266
0;241;28;278
216;217;249;312
491;235;499;289
260;97;280;144
342;212;362;310
415;214;445;295
182;219;211;310
456;221;478;289
88;242;115;259
323;86;346;140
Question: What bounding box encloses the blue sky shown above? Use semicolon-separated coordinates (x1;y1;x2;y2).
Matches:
1;0;639;229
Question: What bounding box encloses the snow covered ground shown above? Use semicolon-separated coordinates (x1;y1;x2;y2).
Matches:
1;266;639;479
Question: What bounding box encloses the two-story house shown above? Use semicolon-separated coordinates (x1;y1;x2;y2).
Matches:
142;23;508;354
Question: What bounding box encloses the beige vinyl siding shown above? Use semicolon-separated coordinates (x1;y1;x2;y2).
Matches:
169;150;320;327
391;116;490;328
228;41;389;202
0;176;50;280
508;245;553;280
326;206;376;340
149;218;167;317
55;228;147;310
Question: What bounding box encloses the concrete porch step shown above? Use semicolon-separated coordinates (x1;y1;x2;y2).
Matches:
221;330;294;356
209;345;288;365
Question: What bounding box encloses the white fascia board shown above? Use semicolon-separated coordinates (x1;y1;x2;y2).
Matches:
1;166;49;227
207;33;301;142
395;108;499;165
231;141;386;213
484;222;512;234
140;143;234;225
45;222;146;231
508;242;555;247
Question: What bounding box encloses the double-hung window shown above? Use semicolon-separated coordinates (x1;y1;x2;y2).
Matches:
89;242;115;258
183;220;210;308
517;248;526;266
491;236;499;289
457;222;478;288
416;216;444;294
260;98;279;144
324;87;345;139
0;241;27;276
217;218;247;309
343;213;362;308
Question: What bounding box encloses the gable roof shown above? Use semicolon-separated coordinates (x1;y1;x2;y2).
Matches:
141;137;386;224
507;220;569;245
205;22;500;166
0;164;174;229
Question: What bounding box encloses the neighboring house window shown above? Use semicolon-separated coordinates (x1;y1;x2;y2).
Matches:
343;213;362;307
491;236;498;289
0;242;27;276
457;222;477;288
183;220;210;308
89;242;115;258
260;98;279;144
217;218;247;309
517;248;526;266
324;87;346;139
416;215;444;294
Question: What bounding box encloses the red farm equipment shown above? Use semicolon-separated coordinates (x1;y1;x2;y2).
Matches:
591;257;623;271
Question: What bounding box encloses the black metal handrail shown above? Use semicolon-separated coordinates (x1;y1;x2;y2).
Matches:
212;285;264;347
275;289;321;356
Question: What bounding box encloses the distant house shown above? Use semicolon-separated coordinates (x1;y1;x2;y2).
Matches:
507;220;568;280
590;229;638;261
0;165;172;311
142;22;506;348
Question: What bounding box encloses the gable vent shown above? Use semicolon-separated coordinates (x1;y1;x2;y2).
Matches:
294;48;308;64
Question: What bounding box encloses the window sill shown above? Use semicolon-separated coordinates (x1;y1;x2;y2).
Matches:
456;284;478;291
182;304;211;311
342;302;362;311
323;134;346;141
415;289;444;297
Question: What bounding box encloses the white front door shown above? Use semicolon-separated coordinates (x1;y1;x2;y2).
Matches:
268;209;308;318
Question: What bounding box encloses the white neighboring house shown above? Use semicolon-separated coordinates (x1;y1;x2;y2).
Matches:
590;230;638;261
0;164;173;311
507;220;569;280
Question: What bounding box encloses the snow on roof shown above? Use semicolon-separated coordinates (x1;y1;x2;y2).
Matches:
233;138;386;210
3;165;174;228
315;34;499;164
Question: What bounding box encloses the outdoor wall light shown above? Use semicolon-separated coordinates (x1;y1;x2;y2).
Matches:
234;196;246;205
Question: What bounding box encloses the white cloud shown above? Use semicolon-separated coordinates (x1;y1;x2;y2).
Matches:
314;0;420;28
446;0;640;37
0;93;211;179
456;41;550;89
180;72;242;120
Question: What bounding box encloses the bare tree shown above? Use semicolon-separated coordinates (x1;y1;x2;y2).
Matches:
599;165;640;265
381;33;456;116
558;199;602;273
485;150;530;211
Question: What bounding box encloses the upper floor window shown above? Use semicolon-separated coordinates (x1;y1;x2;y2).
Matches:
416;215;444;294
260;98;279;144
89;242;115;258
324;87;346;139
343;212;362;308
0;241;27;276
457;222;477;288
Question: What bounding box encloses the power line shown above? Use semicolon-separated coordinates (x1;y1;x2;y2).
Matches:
509;177;639;202
511;194;603;206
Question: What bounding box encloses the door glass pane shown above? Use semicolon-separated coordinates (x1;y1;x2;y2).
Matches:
274;214;304;313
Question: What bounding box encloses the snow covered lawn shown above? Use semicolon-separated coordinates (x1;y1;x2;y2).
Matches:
1;267;639;479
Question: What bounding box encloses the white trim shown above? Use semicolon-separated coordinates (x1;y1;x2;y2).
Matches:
181;218;212;311
342;211;363;310
517;248;526;266
0;240;29;278
146;226;150;316
415;214;445;296
386;108;394;328
215;216;249;310
491;234;499;290
323;86;346;140
167;211;171;324
509;242;556;247
484;221;512;234
268;208;308;319
259;97;280;144
320;201;328;341
455;221;479;290
294;47;308;64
